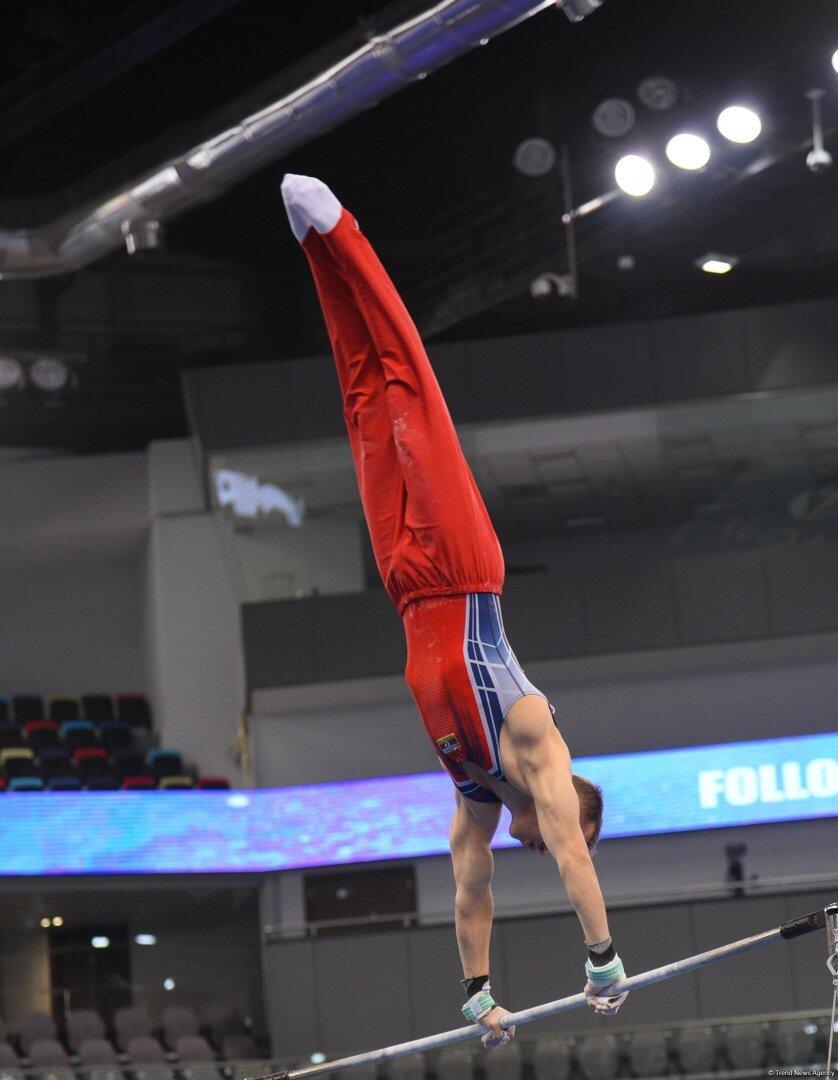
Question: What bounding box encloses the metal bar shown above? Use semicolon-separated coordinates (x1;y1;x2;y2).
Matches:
258;906;830;1080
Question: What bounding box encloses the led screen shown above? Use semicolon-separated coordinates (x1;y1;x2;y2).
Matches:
0;732;835;876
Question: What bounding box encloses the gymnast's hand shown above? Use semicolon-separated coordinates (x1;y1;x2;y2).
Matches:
477;1004;516;1049
584;950;629;1016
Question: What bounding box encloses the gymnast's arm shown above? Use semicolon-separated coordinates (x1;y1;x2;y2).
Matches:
449;793;515;1045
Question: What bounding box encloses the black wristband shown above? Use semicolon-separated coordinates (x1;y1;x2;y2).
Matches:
587;943;617;967
461;975;490;998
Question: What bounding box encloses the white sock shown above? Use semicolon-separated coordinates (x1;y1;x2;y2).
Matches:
280;174;342;243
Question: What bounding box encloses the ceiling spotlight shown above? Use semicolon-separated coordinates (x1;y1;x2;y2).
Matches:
614;154;656;196
513;137;556;177
30;356;70;393
52;916;64;927
135;933;157;946
637;76;678;111
617;254;636;271
163;978;176;991
717;105;761;144
592;98;636;138
696;253;738;274
40;917;51;929
0;356;24;392
666;133;711;170
832;48;838;74
91;936;110;949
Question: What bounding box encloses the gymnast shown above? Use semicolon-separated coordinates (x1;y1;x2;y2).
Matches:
280;174;629;1048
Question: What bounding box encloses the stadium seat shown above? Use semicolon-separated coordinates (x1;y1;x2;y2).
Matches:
676;1026;717;1073
1;747;37;778
60;720;97;751
174;1037;215;1062
163;1007;200;1048
38;747;73;779
19;1013;59;1055
147;750;183;780
220;1036;257;1061
0;723;24;750
74;747;109;779
0;778;6;792
204;1006;246;1049
112;749;145;779
122;776;157;790
24;720;60;751
626;1029;669;1076
98;722;132;751
482;1041;522;1080
723;1021;768;1070
67;1011;107;1054
197;777;230;790
47;776;83;792
773;1017;819;1066
126;1036;167;1063
116;695;152;730
47;697;81;723
433;1047;474;1080
0;1043;21;1068
575;1034;619;1080
86;775;121;791
82;695;115;724
8;776;45;792
531;1038;571;1080
385;1055;425;1080
159;776;195;790
114;1007;153;1052
12;696;44;724
0;696;8;722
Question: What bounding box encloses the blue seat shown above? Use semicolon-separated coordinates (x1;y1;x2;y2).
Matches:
47;776;83;792
147;749;183;779
59;720;97;750
9;776;45;792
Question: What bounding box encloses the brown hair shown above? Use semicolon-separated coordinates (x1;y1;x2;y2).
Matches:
572;774;604;852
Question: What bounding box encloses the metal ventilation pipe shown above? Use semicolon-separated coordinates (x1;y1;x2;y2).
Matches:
0;0;599;279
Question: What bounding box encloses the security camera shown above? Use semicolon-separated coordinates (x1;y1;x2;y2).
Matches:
806;146;833;173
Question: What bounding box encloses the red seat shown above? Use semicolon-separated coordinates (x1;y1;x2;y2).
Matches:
121;775;156;791
24;720;59;750
197;776;230;790
73;747;109;779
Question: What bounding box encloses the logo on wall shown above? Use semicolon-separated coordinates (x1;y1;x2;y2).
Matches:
214;469;305;527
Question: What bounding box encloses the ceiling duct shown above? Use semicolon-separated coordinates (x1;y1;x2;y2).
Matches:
0;0;598;280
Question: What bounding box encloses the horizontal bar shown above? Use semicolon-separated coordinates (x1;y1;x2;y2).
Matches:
260;906;830;1079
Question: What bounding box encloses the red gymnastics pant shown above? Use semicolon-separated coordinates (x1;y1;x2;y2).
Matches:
302;210;521;802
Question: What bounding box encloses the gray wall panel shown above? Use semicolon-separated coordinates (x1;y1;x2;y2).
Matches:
765;540;838;635
692;896;795;1016
263;938;320;1057
287;357;344;440
406;926;470;1039
674;551;771;643
314;931;413;1051
563;324;655;412
313;591;405;681
428;341;474;424
746;299;838;390
585;561;678;653
652;310;749;400
468;334;563;421
243;597;318;688
501;569;587;661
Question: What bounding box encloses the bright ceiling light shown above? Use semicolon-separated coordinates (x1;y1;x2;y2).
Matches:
163;978;176;991
0;357;24;392
832;48;838;74
52;916;64;927
135;933;157;946
40;917;51;929
717;105;761;143
91;935;110;949
614;154;656;196
666;133;711;170
30;356;70;393
696;253;738;274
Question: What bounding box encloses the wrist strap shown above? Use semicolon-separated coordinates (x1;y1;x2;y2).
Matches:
585;953;625;985
462;989;496;1024
460;975;490;998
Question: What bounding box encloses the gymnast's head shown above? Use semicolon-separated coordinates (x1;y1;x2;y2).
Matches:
508;774;603;854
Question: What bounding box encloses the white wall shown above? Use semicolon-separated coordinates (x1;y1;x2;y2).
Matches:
143;440;246;782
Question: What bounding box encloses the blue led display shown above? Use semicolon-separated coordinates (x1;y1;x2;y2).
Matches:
0;732;835;876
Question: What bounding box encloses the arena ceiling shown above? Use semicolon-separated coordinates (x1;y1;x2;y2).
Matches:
1;0;836;451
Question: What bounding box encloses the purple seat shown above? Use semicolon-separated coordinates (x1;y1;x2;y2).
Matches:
114;1006;152;1052
86;775;121;791
126;1036;167;1063
38;747;73;779
162;1006;199;1049
175;1036;215;1062
18;1011;57;1054
67;1009;106;1053
28;1039;69;1066
78;1038;119;1064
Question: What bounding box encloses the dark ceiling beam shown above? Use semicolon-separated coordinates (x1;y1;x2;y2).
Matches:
0;0;246;150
